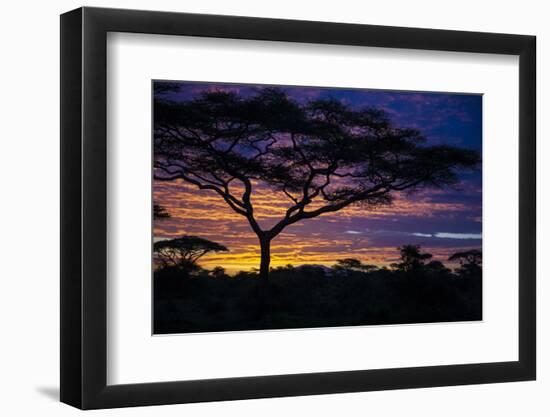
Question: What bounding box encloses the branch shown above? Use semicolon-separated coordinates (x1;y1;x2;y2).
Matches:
269;184;390;238
155;122;266;238
282;186;299;204
154;164;249;217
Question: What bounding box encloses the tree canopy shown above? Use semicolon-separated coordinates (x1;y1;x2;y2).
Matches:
391;244;433;272
449;249;482;276
153;204;171;219
333;258;377;272
448;249;482;266
153;236;228;269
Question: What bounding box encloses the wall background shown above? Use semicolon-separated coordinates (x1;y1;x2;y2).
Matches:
0;0;545;415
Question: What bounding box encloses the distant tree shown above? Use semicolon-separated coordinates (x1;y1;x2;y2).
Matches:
449;249;482;277
392;244;433;272
297;265;328;277
154;85;480;282
210;266;227;278
154;236;228;270
333;258;377;273
272;264;295;273
153;204;171;219
448;249;482;266
425;260;451;275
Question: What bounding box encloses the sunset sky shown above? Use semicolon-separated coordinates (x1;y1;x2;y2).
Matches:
153;81;482;274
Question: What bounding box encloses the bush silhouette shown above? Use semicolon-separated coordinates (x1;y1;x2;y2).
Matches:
154;245;482;334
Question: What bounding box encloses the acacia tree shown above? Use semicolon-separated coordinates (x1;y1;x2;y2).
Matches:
154;85;479;282
153;236;228;270
153;204;171;219
449;249;482;277
391;244;433;272
333;258;377;273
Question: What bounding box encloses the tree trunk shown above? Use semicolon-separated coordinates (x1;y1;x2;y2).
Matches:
259;237;271;282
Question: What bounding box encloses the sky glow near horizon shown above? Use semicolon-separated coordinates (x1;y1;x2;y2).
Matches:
153;81;482;273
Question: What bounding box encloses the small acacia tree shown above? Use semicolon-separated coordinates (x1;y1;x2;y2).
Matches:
333;258;377;273
153;204;171;219
391;244;433;272
153;236;228;270
154;85;480;282
449;249;482;277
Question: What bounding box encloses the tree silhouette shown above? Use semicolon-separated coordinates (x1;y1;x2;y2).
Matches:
210;266;227;278
449;249;482;277
153;204;171;219
392;244;433;272
424;260;452;276
154;85;480;281
153;236;228;270
333;258;377;273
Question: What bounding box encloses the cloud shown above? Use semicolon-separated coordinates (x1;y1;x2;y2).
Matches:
411;232;481;239
345;230;363;235
434;232;482;240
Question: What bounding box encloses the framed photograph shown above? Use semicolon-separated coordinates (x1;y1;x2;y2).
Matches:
60;6;536;409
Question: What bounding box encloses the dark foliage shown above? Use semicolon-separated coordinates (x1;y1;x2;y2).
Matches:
333;258;377;272
449;249;482;277
391;244;433;272
153;236;228;269
153;204;171;219
154;246;482;334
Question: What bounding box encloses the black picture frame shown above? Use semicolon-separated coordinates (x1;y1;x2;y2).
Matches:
60;6;536;410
